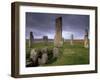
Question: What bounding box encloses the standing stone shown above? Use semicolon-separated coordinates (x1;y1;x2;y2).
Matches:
54;17;63;47
70;34;74;45
30;48;38;66
53;47;59;58
39;48;48;65
84;29;89;48
43;36;48;45
41;53;48;64
29;32;34;48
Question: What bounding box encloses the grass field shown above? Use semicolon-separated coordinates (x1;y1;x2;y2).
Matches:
26;40;89;66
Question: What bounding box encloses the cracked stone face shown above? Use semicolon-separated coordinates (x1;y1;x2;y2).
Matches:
54;17;63;47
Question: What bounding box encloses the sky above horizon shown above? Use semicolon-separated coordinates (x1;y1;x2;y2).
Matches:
26;12;89;40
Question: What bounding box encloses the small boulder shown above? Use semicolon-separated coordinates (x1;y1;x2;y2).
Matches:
30;48;38;66
40;48;48;65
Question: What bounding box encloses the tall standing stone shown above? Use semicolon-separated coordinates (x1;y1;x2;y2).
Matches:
29;32;34;48
54;17;63;47
84;29;89;48
43;36;48;45
70;34;74;45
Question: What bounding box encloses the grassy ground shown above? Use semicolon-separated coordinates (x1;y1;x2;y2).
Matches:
26;41;89;66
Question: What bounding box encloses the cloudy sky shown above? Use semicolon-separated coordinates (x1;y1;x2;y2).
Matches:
26;12;89;39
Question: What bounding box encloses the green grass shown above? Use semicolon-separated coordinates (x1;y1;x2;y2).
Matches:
26;41;89;66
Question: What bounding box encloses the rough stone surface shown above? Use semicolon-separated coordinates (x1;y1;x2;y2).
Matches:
30;48;38;66
54;17;63;47
41;53;48;64
37;48;48;65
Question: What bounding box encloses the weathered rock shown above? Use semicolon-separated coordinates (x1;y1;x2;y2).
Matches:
37;48;48;65
54;17;63;47
41;48;48;64
30;48;38;66
41;53;48;64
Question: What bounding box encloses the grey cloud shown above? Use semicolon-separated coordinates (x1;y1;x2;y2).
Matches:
26;12;89;39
